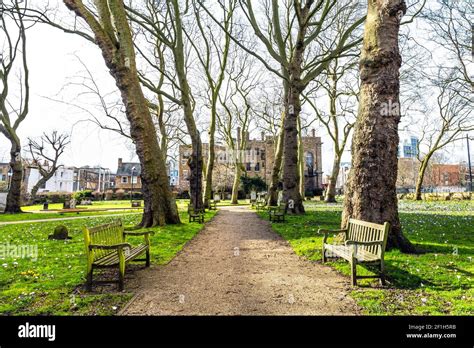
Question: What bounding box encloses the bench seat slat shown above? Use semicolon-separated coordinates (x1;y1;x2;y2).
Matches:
94;244;148;266
324;244;380;262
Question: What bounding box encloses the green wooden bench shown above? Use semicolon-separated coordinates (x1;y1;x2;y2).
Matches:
250;198;257;209
268;204;286;222
208;200;218;210
320;218;390;286
83;220;153;291
188;204;205;223
255;200;267;211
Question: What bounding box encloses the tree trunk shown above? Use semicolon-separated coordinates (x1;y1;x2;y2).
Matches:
231;164;242;204
282;86;305;214
297;115;305;199
325;152;342;203
115;70;180;226
31;175;49;200
342;0;415;252
203;103;217;208
267;118;284;206
415;156;430;201
5;141;23;213
171;0;203;211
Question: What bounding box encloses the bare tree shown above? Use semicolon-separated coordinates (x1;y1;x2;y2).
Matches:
202;0;365;213
305;55;358;202
0;0;31;213
217;52;260;204
414;79;473;200
62;0;180;226
127;0;206;211
27;131;70;199
189;0;235;208
424;0;472;96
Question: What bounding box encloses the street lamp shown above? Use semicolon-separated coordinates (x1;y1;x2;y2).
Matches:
130;166;136;205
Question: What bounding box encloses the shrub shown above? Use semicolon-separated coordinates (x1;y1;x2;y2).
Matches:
105;190;114;200
92;191;103;201
73;190;93;202
36;192;72;204
116;189;125;200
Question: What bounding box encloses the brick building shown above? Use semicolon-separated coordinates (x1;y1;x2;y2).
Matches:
424;164;464;187
178;129;323;194
115;158;142;192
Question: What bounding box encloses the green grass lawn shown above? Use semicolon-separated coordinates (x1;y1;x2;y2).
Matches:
259;200;474;315
0;200;144;223
0;199;247;223
0;208;216;315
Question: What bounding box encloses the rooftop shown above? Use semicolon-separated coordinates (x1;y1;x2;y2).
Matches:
117;162;141;176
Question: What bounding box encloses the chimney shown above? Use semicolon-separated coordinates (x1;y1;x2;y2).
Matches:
311;129;316;138
261;131;265;141
118;158;123;168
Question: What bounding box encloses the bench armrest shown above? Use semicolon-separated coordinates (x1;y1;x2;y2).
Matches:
89;243;131;250
345;240;383;246
123;231;155;236
318;228;347;243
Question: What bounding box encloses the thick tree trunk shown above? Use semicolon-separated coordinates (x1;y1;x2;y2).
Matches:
231;164;242;204
325;152;342;203
282;86;305;214
415;157;430;201
5;141;23;213
115;69;180;226
187;135;204;211
342;0;415;252
297;115;305;198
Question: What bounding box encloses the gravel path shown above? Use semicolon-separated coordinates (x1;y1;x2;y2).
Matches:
121;205;360;315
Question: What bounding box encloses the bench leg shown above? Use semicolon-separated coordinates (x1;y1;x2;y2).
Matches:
322;246;327;263
118;251;125;291
380;261;386;286
146;249;150;267
86;269;93;292
350;259;357;286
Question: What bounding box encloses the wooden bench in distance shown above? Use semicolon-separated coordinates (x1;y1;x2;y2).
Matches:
256;200;267;212
83;220;153;291
208;200;218;210
268;204;286;222
320;218;390;286
188;204;205;223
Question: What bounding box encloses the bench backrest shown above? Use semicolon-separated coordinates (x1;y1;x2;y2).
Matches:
347;218;390;257
83;220;124;260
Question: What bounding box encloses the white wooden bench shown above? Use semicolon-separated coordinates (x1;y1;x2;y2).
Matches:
319;218;390;286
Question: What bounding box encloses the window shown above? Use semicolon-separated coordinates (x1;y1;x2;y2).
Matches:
131;176;138;184
60;171;64;178
0;174;5;181
121;176;128;184
255;163;260;172
246;163;251;171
